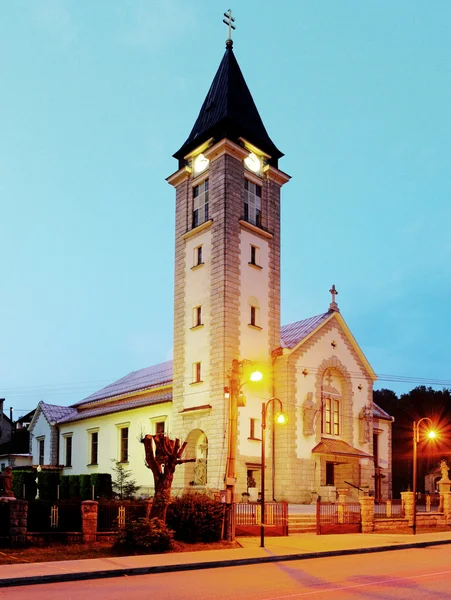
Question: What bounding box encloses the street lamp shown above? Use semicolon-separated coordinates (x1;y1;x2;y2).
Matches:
261;397;286;548
412;418;436;535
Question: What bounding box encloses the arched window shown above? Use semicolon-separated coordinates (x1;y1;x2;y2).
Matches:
323;396;340;435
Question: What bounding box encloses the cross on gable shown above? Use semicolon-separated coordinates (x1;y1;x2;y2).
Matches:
329;284;339;312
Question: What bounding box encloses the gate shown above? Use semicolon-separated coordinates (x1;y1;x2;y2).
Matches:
233;502;288;536
316;500;361;534
27;501;82;532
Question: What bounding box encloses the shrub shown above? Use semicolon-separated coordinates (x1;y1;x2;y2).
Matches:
90;473;112;499
80;474;92;500
166;492;225;543
59;475;70;500
12;470;37;501
111;460;139;500
68;475;80;499
37;470;60;503
115;518;174;553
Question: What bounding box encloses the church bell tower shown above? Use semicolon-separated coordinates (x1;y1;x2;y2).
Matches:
167;17;290;493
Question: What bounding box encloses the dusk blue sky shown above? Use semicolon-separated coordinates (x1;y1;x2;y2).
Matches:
2;1;450;418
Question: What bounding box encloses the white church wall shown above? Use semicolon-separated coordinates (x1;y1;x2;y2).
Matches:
59;401;172;490
375;419;390;471
293;321;373;459
239;229;270;362
183;229;212;409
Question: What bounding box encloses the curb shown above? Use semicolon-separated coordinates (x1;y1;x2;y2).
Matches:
2;538;451;588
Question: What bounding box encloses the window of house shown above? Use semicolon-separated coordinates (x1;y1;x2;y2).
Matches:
326;462;335;486
244;179;262;227
193;362;202;383
38;438;45;466
120;427;129;463
193;245;203;267
250;244;260;266
193;305;202;327
155;421;165;434
193;180;209;228
90;431;99;465
249;418;260;440
323;397;340;435
65;436;72;468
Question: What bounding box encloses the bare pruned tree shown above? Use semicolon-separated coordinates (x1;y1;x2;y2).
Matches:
142;433;195;521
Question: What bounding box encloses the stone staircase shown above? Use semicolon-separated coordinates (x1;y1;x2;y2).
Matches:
288;513;317;534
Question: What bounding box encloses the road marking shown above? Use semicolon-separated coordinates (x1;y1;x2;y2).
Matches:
261;569;451;599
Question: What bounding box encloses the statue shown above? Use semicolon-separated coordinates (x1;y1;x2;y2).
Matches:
302;393;316;436
440;459;450;482
0;466;14;498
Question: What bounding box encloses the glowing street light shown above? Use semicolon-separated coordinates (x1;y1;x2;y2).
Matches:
261;397;286;548
412;417;437;535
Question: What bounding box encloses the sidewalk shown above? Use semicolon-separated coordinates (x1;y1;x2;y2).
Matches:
2;531;451;588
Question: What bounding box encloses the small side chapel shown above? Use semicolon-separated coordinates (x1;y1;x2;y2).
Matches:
29;18;393;503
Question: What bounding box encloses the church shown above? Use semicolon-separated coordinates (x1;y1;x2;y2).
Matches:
29;23;393;503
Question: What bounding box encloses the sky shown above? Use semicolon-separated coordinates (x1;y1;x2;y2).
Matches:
1;1;451;418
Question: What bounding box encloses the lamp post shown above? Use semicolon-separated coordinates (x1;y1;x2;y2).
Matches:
261;397;285;548
412;417;436;535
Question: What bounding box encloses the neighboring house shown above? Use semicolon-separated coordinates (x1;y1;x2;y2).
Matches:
28;33;393;501
0;454;32;471
0;399;13;449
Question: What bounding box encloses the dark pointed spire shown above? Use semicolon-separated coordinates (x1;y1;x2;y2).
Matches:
173;44;283;167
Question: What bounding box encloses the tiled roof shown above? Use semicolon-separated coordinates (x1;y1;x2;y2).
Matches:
58;391;172;424
311;438;372;458
373;402;393;421
280;312;331;349
73;360;173;407
173;44;282;166
40;402;78;424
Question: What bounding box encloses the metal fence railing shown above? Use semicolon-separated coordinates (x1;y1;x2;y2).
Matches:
97;502;149;531
234;501;288;526
0;502;10;536
317;502;361;525
374;499;404;519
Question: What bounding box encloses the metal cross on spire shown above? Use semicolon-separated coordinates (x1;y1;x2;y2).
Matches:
329;284;339;312
223;9;236;47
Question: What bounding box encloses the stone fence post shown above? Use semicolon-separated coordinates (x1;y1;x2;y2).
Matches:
442;492;451;525
81;500;98;543
358;495;374;533
1;499;28;546
401;491;414;526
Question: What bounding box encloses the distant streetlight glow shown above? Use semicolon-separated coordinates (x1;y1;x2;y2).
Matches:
249;370;263;382
413;417;437;535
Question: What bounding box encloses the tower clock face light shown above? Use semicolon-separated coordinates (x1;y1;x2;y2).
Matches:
244;152;261;173
193;153;209;175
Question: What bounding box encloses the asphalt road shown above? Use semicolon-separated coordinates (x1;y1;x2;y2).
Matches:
3;545;451;600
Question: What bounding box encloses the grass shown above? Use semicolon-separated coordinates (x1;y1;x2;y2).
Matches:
0;540;240;566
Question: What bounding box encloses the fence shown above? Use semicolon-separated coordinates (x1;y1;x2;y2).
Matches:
97;502;149;531
374;499;404;519
0;503;10;537
27;501;83;532
317;501;361;534
233;502;288;536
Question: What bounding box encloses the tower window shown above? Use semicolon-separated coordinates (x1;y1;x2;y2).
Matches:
249;244;261;267
193;245;203;267
249;418;260;440
192;362;202;383
250;305;259;327
244;179;262;227
193;180;209;228
193;305;202;327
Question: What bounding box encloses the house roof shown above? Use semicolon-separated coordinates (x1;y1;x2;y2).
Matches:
40;402;77;424
311;438;372;458
280;313;331;349
173;43;282;167
59;390;172;424
73;360;173;407
372;402;394;421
